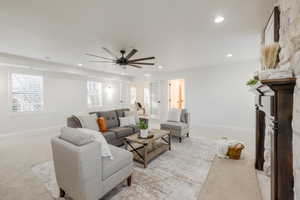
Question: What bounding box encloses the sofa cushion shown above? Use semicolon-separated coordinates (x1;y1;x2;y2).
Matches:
102;145;133;180
127;125;140;133
119;116;136;127
60;127;95;146
109;127;133;138
115;108;130;118
102;131;117;142
161;121;189;131
97;111;119;129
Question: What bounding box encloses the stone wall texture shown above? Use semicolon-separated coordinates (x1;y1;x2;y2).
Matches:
278;0;300;198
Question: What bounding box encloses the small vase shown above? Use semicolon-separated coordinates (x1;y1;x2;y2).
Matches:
140;129;149;138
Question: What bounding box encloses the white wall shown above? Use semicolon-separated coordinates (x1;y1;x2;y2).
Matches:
146;59;259;131
0;54;132;136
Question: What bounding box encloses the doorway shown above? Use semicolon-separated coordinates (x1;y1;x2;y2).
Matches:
150;81;161;119
168;79;185;109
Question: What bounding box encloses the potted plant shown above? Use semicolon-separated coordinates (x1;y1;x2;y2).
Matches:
139;121;149;138
246;78;259;86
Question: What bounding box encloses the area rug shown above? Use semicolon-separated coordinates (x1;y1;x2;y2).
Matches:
32;137;216;200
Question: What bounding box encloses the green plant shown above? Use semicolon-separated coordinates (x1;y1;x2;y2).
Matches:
139;120;148;130
246;79;258;86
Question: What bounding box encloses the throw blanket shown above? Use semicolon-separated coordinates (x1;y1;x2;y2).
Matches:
217;138;245;158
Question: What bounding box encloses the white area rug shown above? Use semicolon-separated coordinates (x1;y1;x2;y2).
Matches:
32;137;216;200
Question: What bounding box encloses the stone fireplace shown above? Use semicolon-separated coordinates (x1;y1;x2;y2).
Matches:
277;0;300;198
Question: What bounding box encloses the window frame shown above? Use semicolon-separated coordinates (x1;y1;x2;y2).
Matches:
130;86;137;105
9;72;44;114
87;80;103;108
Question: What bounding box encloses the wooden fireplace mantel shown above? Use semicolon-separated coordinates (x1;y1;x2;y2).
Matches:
253;78;296;200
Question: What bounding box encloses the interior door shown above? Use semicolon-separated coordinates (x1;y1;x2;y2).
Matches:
119;82;129;107
168;79;185;109
150;81;161;119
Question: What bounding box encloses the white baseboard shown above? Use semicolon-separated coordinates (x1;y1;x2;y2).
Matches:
191;124;254;133
0;125;64;139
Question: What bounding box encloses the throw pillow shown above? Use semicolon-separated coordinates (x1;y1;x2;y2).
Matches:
98;117;108;132
71;115;83;128
78;114;99;131
167;108;181;122
119;116;136;127
60;127;95;146
125;110;140;124
79;128;114;160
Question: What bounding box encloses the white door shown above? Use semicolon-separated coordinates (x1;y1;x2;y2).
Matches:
150;81;161;119
120;82;129;107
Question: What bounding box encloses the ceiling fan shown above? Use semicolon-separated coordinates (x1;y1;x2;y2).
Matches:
86;47;155;69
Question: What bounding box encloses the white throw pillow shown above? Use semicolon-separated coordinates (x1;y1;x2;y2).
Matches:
167;108;181;122
78;114;99;131
125;110;140;124
120;116;136;126
79;128;114;160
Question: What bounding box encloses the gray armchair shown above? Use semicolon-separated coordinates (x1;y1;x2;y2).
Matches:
51;135;133;200
160;109;190;143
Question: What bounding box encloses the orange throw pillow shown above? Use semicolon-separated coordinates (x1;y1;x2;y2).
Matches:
98;117;108;132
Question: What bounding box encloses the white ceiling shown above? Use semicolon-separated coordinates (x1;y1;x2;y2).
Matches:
0;0;273;76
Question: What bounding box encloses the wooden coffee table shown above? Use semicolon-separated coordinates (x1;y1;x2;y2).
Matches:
124;129;171;168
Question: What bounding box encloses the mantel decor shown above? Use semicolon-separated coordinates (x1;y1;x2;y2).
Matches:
252;78;296;200
263;6;280;46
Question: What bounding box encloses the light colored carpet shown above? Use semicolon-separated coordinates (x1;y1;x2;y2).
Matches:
198;158;262;200
32;137;216;200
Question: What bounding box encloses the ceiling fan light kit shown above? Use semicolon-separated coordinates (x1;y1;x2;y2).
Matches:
86;48;155;69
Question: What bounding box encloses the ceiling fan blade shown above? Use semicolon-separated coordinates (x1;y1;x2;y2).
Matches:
130;62;155;65
128;56;155;63
125;49;138;60
129;64;143;68
88;60;115;63
85;53;114;61
102;47;118;59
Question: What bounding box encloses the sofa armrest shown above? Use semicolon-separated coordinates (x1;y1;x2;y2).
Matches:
51;137;103;200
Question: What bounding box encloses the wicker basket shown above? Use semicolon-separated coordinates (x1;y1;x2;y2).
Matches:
227;143;245;160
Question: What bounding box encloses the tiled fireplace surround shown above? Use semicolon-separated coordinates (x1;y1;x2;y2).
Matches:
277;0;300;198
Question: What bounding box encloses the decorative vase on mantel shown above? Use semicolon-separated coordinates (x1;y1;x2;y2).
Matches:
259;43;294;80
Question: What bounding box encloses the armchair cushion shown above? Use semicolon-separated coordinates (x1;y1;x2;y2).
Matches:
167;108;181;122
60;127;95;146
102;145;133;180
161;121;189;131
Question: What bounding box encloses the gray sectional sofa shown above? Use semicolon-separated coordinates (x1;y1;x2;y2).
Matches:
67;109;140;146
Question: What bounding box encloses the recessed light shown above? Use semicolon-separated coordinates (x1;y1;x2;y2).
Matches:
214;16;225;24
78;63;83;67
158;65;163;69
226;53;233;58
144;74;151;77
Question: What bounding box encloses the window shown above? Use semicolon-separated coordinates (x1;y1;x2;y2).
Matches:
130;87;137;104
87;81;103;107
144;88;150;105
11;73;43;112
